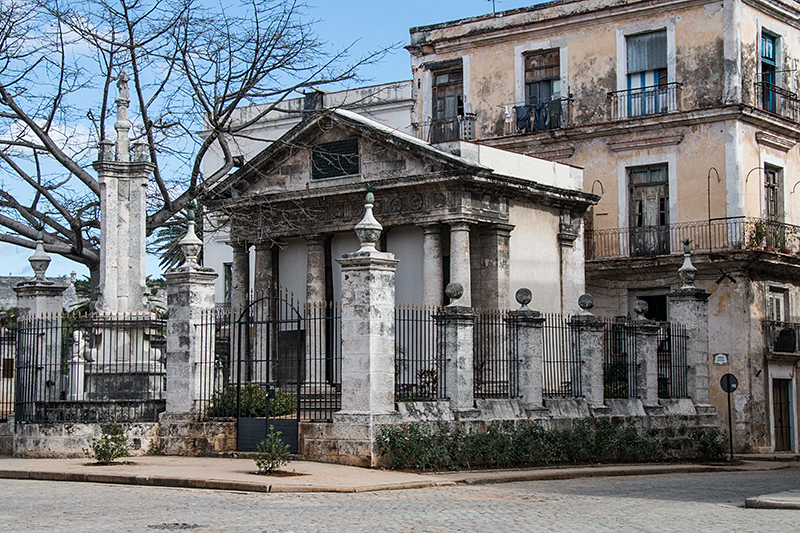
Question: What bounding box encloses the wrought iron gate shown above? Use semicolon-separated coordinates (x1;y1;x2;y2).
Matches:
233;292;303;453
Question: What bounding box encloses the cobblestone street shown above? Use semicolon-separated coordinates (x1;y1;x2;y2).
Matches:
0;466;797;532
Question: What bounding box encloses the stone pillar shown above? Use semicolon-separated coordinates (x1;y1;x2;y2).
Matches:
572;294;606;409
14;232;68;405
230;241;250;314
164;207;218;414
437;283;476;412
305;236;328;387
253;242;274;294
632;300;660;408
92;72;154;314
480;224;512;309
337;197;397;415
421;225;444;307
506;288;545;410
449;221;472;308
669;241;711;404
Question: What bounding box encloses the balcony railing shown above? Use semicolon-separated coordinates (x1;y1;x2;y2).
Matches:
586;217;800;260
754;82;800;122
763;320;799;354
417;113;476;144
503;97;572;135
607;82;682;121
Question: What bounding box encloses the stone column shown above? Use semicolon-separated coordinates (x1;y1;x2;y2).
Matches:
421;225;444;307
437;283;476;412
306;236;326;306
305;236;327;388
506;288;545;410
572;294;606;409
164;208;218;414
229;241;250;314
253;242;274;294
632;300;660;408
14;233;67;405
480;224;513;310
449;221;472;308
669;241;711;404
337;197;397;415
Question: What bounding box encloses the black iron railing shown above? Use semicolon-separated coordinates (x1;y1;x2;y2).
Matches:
607;82;682;120
395;304;445;402
418;113;476;143
755;82;800;122
763;320;799;354
603;320;638;399
506;96;572;134
15;313;167;423
0;330;15;421
542;314;582;398
474;309;514;399
657;323;688;399
587;217;800;260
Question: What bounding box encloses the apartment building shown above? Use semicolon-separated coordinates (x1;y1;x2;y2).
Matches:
408;0;800;453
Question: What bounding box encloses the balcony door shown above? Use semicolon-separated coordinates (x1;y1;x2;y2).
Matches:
431;67;464;143
629;165;669;256
626;30;668;117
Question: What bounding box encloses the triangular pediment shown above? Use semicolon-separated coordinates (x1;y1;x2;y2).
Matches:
211;110;487;200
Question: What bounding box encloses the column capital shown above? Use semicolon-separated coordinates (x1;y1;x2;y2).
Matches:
449;220;472;231
420;223;443;235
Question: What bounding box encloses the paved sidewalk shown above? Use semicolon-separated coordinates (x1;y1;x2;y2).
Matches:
0;455;795;495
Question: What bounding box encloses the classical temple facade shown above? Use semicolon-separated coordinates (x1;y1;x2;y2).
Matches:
205;109;595;315
406;0;800;453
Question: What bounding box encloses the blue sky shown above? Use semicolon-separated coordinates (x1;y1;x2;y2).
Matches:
9;0;545;280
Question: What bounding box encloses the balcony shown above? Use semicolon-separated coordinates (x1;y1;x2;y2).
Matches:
417;113;476;144
503;97;572;135
754;82;800;122
607;82;682;121
586;217;800;260
763;320;799;355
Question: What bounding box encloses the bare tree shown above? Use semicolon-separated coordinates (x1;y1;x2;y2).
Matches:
0;0;385;292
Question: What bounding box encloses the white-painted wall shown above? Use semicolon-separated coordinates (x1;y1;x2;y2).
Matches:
386;225;424;306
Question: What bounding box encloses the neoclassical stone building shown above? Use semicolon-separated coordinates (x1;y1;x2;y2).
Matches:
205;109;595;314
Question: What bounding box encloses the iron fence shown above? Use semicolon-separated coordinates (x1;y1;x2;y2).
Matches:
607;82;682;120
542;314;582;398
15;313;166;423
474;309;514;399
197;292;342;422
657;323;688;399
764;320;799;354
603;319;638;399
586;217;800;260
416;113;476;143
755;81;800;121
504;96;572;134
0;330;15;421
394;304;445;402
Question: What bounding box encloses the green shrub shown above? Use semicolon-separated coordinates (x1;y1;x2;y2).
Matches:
377;421;724;471
85;424;129;465
207;384;297;418
254;426;292;475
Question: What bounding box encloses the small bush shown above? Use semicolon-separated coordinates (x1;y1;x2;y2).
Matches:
208;384;297;418
254;426;292;475
85;424;129;465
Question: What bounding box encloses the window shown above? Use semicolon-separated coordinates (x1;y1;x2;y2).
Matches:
629;164;669;256
223;263;232;305
626;30;669;116
525;49;560;105
767;288;787;322
761;32;778;112
311;138;360;180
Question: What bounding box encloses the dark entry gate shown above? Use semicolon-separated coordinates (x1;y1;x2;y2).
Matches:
234;292;303;453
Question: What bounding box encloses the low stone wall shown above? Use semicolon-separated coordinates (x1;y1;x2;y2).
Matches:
151;413;237;456
13;422;159;458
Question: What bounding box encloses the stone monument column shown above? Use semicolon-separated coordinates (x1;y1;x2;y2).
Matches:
164;203;218;414
92;72;154;314
253;241;274;294
14;231;68;406
229;241;250;314
449;221;472;308
571;294;606;410
421;224;443;307
305;235;327;388
506;288;545;411
668;241;711;405
480;224;512;309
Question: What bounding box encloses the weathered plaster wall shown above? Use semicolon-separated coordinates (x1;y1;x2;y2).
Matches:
508;201;561;312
